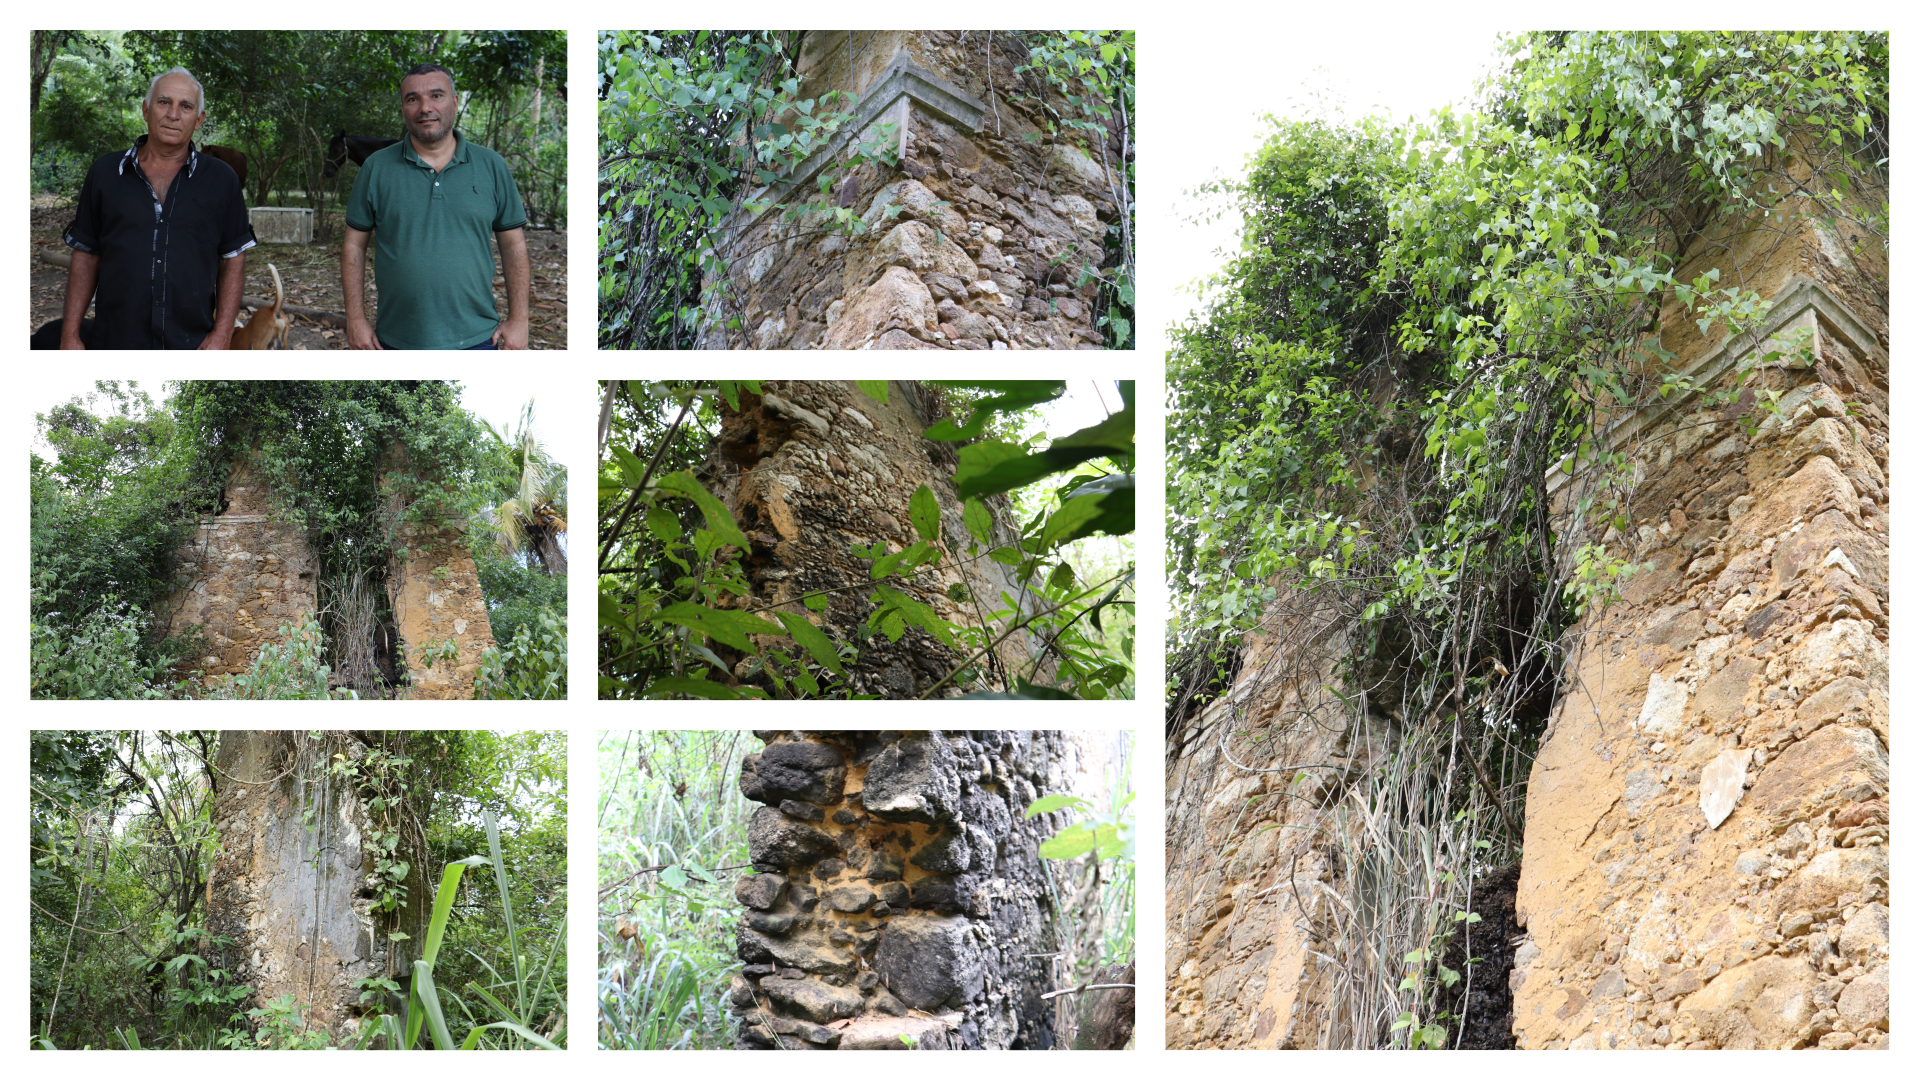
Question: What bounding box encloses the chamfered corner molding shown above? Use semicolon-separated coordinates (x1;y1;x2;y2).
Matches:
1545;273;1882;496
718;56;987;237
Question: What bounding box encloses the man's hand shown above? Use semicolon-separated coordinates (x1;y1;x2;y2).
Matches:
492;317;529;350
346;316;383;350
495;226;532;350
197;325;234;350
207;250;245;349
60;249;100;349
341;225;381;349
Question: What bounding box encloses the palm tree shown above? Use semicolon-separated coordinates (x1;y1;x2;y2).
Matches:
480;400;568;576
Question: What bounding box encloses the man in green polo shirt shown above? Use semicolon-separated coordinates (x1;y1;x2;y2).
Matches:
342;62;531;349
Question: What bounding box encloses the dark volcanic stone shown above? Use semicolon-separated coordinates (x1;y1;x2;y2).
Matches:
741;741;847;806
746;911;795;935
877;882;909;908
909;874;973;914
748;805;838;866
826;884;876;913
910;828;971;873
814;857;846;879
865;848;905;882
873;914;982;1011
790;883;818;912
761;976;864;1024
779;798;825;822
832;807;861;826
735;873;787;911
863;733;961;824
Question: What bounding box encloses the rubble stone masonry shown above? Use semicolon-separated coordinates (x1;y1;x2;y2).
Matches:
698;31;1124;350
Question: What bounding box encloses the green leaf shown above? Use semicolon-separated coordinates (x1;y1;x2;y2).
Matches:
655;602;786;653
610;445;647;487
922;381;1067;440
653;471;749;551
872;584;952;647
645;505;683;543
774;612;844;675
1023;794;1091;818
855;380;889;403
645;675;758;700
908;483;941;543
962;497;994;544
660;864;689;889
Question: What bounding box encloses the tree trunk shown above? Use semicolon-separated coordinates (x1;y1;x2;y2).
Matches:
206;732;428;1046
728;730;1116;1050
530;522;568;576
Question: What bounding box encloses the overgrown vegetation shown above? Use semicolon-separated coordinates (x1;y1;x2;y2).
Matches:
597;380;1134;699
1167;31;1886;1048
31;31;567;226
30;730;566;1050
597;30;1133;349
30;381;566;699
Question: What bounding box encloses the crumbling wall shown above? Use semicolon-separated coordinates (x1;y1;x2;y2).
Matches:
727;730;1105;1049
206;732;427;1046
1510;207;1889;1049
699;31;1123;350
386;518;497;700
703;380;1040;698
1163;612;1373;1049
164;457;319;678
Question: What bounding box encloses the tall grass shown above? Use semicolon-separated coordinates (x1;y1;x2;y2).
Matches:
598;731;752;1050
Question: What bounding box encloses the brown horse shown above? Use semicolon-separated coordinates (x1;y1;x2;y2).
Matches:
323;131;400;178
201;144;248;193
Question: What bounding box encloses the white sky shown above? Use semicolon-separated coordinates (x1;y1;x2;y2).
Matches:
1147;25;1508;353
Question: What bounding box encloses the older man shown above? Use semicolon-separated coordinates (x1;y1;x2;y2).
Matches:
342;63;531;349
56;66;255;349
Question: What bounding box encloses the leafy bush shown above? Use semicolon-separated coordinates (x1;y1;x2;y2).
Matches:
476;607;567;700
30;600;169;700
196;615;354;700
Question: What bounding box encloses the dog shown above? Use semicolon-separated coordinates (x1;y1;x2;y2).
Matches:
231;263;290;350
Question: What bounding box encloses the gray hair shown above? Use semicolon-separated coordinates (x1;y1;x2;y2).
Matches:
145;66;207;112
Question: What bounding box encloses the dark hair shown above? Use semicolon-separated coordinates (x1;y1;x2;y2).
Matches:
400;63;457;99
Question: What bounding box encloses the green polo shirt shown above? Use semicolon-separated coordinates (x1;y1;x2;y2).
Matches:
344;131;527;349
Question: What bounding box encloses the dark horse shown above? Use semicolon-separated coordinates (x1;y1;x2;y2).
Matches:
323;132;400;178
201;144;248;192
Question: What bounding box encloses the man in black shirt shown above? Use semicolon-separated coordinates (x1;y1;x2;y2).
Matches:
56;66;255;349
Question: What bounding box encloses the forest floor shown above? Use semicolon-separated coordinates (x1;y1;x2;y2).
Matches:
29;196;568;349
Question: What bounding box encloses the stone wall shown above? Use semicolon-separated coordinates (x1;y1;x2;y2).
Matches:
698;31;1123;350
1163;612;1373;1048
702;380;1040;698
164;457;319;679
1509;209;1889;1049
727;730;1120;1049
206;732;428;1047
386;517;497;700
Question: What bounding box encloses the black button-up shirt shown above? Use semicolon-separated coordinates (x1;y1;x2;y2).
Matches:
62;137;257;349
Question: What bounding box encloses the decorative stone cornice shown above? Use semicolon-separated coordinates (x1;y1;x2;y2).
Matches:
1546;275;1881;496
719;57;985;237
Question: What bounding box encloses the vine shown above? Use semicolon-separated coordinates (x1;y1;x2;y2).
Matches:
1167;31;1885;1047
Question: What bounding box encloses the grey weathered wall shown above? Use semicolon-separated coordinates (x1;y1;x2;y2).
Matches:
206;732;427;1045
728;730;1111;1049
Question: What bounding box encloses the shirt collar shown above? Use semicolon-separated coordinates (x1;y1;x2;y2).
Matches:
120;134;201;177
399;130;467;168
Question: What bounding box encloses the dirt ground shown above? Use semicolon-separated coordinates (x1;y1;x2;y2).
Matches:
29;196;568;349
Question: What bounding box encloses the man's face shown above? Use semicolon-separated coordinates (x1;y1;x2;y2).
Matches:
142;74;205;150
400;72;457;146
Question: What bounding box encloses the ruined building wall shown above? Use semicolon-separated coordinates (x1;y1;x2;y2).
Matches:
703;381;1040;698
699;31;1123;350
206;732;428;1046
164;457;319;679
1163;613;1377;1048
1165;190;1888;1050
727;730;1120;1049
386;514;497;700
1510;203;1889;1048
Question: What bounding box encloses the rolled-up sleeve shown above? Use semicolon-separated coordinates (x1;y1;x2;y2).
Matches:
491;155;528;232
221;184;257;259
